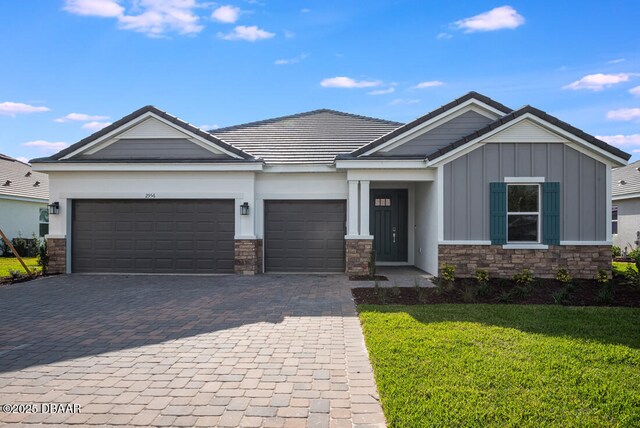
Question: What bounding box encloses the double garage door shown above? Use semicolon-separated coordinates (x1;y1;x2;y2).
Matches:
72;199;345;273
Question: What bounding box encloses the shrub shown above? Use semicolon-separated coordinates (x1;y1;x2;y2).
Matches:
368;250;377;279
552;287;571;305
463;284;476;303
11;236;28;257
595;269;609;285
628;248;640;261
37;239;48;275
441;264;456;283
475;269;489;286
512;268;534;287
612;245;622;258
598;283;614;304
0;240;10;257
555;268;572;285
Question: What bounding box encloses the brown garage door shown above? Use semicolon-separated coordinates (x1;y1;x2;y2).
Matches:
72;199;234;273
264;200;345;272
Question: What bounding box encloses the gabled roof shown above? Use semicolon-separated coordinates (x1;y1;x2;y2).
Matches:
348;91;512;157
31;105;255;163
426;105;631;162
613;160;640;197
212;109;401;164
0;154;48;200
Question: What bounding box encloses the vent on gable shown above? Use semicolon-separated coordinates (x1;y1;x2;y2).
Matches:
25;171;31;177
3;180;11;186
619;180;627;185
34;181;40;187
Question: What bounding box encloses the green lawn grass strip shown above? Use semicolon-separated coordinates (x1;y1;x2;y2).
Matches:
359;304;640;427
0;257;40;277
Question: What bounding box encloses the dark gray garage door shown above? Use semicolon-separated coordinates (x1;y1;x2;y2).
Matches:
264;200;345;272
72;199;234;273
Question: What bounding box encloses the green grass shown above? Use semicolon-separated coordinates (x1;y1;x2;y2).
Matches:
613;261;637;275
0;257;40;277
359;304;640;427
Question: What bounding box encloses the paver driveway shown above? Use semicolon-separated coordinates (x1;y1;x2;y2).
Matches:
0;274;385;427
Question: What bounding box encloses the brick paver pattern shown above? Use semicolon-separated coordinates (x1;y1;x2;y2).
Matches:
0;274;385;427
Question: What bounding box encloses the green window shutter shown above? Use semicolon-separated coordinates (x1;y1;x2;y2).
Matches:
542;182;560;245
490;182;507;245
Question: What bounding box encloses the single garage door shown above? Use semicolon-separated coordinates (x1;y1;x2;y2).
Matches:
264;200;345;272
72;199;234;273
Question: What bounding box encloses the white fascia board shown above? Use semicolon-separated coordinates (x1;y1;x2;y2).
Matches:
438;240;491;245
427;113;628;168
0;194;47;203
263;164;337;173
31;162;264;172
360;99;505;156
335;159;427;169
61;112;244;160
347;169;435;181
560;241;612;245
612;192;640;201
504;177;546;183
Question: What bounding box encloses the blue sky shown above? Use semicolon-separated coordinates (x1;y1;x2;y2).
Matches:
1;0;639;162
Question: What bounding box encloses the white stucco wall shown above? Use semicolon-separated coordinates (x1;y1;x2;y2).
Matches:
612;197;640;252
414;181;438;274
0;198;47;240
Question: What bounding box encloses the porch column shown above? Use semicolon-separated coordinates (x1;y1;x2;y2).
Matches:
347;180;359;236
359;180;370;237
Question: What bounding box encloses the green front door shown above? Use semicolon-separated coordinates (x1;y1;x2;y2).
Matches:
370;189;408;262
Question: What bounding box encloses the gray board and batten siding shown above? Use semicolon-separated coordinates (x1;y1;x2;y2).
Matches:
77;138;230;160
384;111;493;156
443;143;607;241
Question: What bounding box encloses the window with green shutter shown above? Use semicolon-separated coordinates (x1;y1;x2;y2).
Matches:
490;182;507;244
542;182;560;244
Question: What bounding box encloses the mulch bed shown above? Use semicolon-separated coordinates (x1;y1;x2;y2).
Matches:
353;278;640;307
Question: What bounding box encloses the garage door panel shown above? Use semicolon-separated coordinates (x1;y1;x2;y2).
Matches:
72;199;234;273
265;200;345;272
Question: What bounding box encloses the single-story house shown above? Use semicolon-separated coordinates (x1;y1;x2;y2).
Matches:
31;92;629;277
612;160;640;252
0;154;49;242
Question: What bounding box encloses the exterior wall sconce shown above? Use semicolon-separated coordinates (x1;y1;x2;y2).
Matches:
48;202;60;215
240;202;250;215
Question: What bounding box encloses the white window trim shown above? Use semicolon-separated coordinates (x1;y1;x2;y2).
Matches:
612;205;618;235
503;176;545;183
506;182;542;246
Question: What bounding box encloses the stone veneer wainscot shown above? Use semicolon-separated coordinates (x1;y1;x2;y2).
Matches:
438;245;611;279
234;239;263;275
345;239;373;276
47;238;66;274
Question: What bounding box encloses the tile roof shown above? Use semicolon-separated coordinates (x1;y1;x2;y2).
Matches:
212;109;402;164
425;105;631;162
31;105;255;163
0;154;48;200
613;160;640;197
348;91;513;157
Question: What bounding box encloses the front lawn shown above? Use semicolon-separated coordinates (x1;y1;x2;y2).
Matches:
613;261;637;275
359;304;640;427
0;257;40;278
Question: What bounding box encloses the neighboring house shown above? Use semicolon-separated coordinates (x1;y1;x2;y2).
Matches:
612;160;640;252
30;92;629;277
0;154;49;241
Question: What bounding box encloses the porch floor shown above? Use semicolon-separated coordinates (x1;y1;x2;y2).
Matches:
363;266;436;288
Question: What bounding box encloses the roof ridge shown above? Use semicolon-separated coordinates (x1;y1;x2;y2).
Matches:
348;91;513;157
211;109;402;133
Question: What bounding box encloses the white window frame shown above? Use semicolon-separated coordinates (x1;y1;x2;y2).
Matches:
612;205;618;235
506;183;542;244
38;207;49;238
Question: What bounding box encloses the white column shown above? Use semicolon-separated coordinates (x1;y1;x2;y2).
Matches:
359;180;370;237
347;180;359;236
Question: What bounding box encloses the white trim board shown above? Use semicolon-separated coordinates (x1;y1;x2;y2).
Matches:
32;162;263;172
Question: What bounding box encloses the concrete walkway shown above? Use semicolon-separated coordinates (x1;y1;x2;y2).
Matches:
0;274;385;427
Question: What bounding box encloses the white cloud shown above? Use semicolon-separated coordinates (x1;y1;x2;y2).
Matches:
82;121;112;131
389;99;420;106
563;73;635;91
630;86;640;96
22;140;69;153
211;5;240;23
368;87;395;95
63;0;123;17
436;32;452;40
219;25;275;41
274;53;308;65
0;102;50;116
596;134;640;145
320;77;382;88
54;112;110;123
64;0;203;37
414;80;445;89
607;108;640;121
608;58;626;64
454;6;525;32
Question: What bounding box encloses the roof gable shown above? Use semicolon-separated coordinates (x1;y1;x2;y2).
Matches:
350;91;512;157
0;154;48;200
612;160;640;198
32;106;254;163
427;105;631;165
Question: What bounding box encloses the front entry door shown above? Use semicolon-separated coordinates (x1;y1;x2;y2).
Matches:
370;189;408;262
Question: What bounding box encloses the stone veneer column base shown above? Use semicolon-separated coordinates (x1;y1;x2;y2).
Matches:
345;239;373;276
234;239;263;275
438;245;611;279
47;237;67;274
